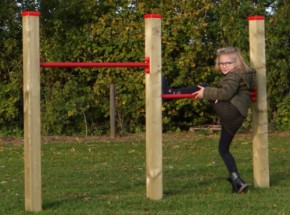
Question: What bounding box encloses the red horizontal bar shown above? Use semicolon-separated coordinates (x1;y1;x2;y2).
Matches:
41;62;149;68
162;94;197;99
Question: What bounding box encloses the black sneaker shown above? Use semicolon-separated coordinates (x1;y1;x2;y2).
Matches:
162;76;173;94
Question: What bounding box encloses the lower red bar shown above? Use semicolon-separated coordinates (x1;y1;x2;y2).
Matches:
162;94;197;99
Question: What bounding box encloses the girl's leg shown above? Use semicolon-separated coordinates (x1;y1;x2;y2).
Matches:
173;86;202;94
218;126;238;174
162;76;208;94
219;126;249;193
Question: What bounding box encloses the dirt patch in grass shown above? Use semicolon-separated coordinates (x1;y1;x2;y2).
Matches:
1;131;289;145
0;133;145;145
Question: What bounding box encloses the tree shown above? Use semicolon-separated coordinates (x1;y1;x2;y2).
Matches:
0;0;288;135
266;0;290;130
0;0;22;134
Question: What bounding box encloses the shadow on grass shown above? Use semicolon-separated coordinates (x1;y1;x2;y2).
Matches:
270;170;290;186
42;194;114;210
43;199;68;210
163;173;222;197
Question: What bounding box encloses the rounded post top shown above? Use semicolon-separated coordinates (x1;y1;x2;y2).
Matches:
144;14;162;19
22;11;41;17
248;16;265;21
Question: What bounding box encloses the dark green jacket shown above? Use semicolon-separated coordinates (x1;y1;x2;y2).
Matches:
203;69;256;117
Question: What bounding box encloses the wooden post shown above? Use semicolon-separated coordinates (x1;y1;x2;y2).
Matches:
144;14;163;200
110;84;116;138
22;11;42;211
248;16;269;188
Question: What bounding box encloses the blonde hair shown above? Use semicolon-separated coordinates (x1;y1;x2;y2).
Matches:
215;47;250;72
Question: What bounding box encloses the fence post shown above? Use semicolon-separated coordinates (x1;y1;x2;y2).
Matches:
144;14;163;200
248;16;270;188
110;84;116;138
22;11;42;212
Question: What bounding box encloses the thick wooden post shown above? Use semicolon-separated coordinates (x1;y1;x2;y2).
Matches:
248;16;269;188
144;14;162;200
110;84;116;138
22;11;42;211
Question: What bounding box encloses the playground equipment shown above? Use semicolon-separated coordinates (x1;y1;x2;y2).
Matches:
22;11;162;212
248;16;269;188
22;11;269;213
40;60;150;71
162;94;197;99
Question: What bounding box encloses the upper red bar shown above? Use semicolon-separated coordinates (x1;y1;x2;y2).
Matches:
40;62;149;68
22;11;41;16
144;14;162;19
248;16;265;21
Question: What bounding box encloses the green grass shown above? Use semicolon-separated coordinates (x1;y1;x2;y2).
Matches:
0;132;290;214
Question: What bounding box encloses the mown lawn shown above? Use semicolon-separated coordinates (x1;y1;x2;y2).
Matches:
0;132;289;215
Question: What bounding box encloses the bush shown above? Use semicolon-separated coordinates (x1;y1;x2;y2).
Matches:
274;94;290;131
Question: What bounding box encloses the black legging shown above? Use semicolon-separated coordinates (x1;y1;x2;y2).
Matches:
172;84;209;94
211;101;245;175
174;85;243;175
163;78;244;175
218;126;239;174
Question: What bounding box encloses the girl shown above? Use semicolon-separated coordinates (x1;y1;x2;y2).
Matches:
163;47;256;193
195;47;255;193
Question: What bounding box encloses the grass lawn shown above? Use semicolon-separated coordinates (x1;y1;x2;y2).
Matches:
0;131;289;215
